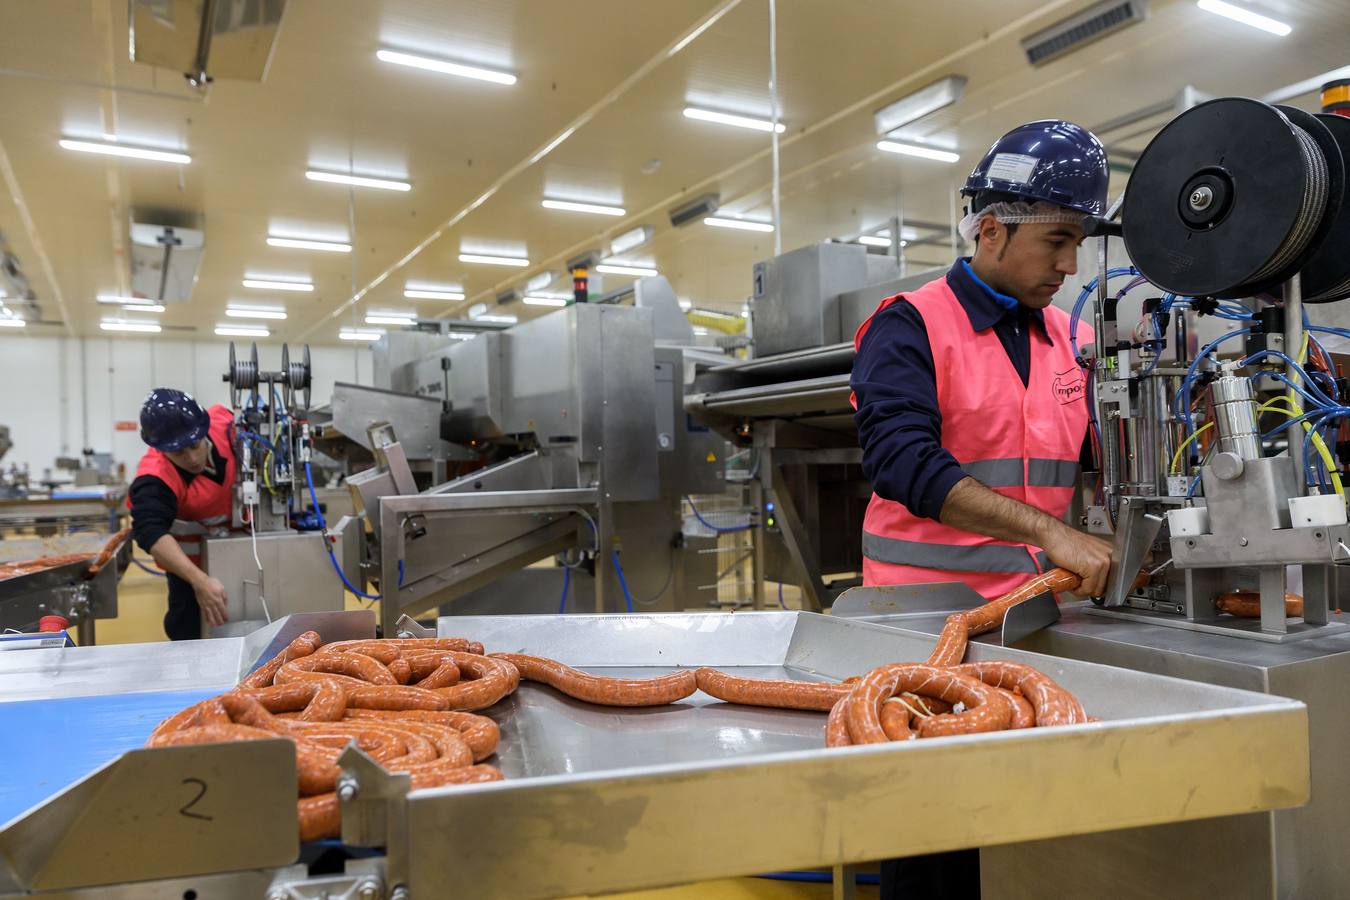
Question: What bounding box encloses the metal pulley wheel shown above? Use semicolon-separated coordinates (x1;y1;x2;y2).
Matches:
1122;97;1344;299
1299;113;1350;302
224;341;260;408
279;343;313;413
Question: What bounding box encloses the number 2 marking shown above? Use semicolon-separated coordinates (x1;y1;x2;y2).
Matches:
179;777;213;821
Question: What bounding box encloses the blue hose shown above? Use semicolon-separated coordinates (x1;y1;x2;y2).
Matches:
686;496;753;533
559;565;571;614
132;556;166;577
304;462;381;601
610;549;635;613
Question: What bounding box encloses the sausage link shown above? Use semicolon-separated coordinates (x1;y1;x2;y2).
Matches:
693;667;847;711
879;699;914;741
300;680;349;722
344;684;451;711
313;640;403;665
825;698;852;748
845;664;1013;744
493;652;696;706
1215;591;1304;618
147;697;230;743
342;709;499;761
1001;688;1035;729
925;617;971;667
147;722;279;747
388;658;413;685
277;652;396;686
296;764;504;841
239;631;323;689
951;661;1088;726
428;653;519;710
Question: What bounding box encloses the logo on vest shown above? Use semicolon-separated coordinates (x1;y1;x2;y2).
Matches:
1051;367;1086;405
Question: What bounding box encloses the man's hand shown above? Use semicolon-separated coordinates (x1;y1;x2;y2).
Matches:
192;575;230;627
1039;522;1115;597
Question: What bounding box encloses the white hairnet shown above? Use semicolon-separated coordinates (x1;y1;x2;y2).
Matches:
957;200;1087;242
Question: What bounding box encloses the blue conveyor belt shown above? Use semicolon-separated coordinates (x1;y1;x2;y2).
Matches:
0;688;220;826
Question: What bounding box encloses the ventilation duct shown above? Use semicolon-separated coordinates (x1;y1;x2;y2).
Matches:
130;0;288;87
1021;0;1148;67
130;221;205;304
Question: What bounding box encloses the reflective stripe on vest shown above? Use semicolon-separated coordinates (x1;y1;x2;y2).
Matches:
962;458;1024;487
964;457;1081;489
1027;458;1080;487
862;531;1040;574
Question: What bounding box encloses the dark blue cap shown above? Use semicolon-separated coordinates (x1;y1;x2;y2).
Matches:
140;388;209;451
962;120;1110;217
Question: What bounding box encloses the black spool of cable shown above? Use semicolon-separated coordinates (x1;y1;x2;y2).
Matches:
1122;97;1345;300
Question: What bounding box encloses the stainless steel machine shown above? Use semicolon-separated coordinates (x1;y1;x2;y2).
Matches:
687;240;943;610
309;290;724;635
0;608;1309;899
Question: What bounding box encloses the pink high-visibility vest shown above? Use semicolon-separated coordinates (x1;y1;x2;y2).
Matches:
854;275;1092;600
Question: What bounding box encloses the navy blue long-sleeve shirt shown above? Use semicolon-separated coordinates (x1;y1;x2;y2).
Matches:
851;258;1050;521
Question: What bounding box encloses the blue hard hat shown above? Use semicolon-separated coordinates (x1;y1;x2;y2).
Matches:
962;120;1110;217
140;388;209;451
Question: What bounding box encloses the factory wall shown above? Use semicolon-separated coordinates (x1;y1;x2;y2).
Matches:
0;335;372;478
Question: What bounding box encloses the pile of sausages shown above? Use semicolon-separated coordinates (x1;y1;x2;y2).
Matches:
0;528;129;581
147;632;514;840
698;568;1093;746
147;569;1093;841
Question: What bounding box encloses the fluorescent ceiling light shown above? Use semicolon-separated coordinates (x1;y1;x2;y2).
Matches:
524;295;568;307
0;318;26;328
100;320;161;333
339;329;384;342
268;236;351;253
595;262;658;277
704;216;774;233
873;76;967;136
541;198;626;216
59;138;190;164
529;127;576;164
526;271;558;293
243;278;313;292
306;170;411;192
474;314;518;325
446;332;478;341
215;325;270;337
1196;0;1291;35
876;141;960;163
226;306;287;320
459;253;529;267
405;288;465;301
365;314;416;326
467;302;489;319
376;49;517;85
683;107;785;133
858;235;892;247
96;294;161;308
1264;66;1350;104
677;298;693;311
609;225;654;256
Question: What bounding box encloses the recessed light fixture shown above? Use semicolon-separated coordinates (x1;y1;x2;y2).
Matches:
268;236;352;253
595;262;658;277
1196;0;1291;35
524;295;568;307
474;314;518;325
96;294;161;308
215;325;270;337
405;287;465;301
59;139;190;164
226;306;287;320
0;317;26;328
541;198;626;216
305;170;411;192
873;76;967;137
243;278;313;292
339;328;385;342
100;320;161;333
683;107;785;133
876;141;960;163
526;271;558;293
704;217;774;233
858;235;892;247
459;253;529;267
609;225;654;256
365;314;417;326
376;49;517;85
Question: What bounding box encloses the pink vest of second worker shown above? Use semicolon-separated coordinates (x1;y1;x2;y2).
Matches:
855;275;1093;600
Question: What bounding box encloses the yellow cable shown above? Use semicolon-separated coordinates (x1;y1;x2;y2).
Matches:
1169;422;1213;475
263;449;276;495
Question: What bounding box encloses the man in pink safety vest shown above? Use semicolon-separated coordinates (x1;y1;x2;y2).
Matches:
853;119;1119;900
852;119;1117;611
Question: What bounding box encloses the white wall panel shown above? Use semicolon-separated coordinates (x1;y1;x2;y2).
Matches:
0;336;373;475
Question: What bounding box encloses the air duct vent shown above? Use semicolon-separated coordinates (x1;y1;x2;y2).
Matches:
1021;0;1147;67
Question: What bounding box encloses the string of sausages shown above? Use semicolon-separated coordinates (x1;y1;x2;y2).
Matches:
146;569;1091;842
0;528;130;581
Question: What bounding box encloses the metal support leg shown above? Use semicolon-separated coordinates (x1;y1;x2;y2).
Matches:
1259;565;1289;634
768;461;827;612
1302;564;1333;626
1183;568;1224;621
832;864;857;900
750;476;766;610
